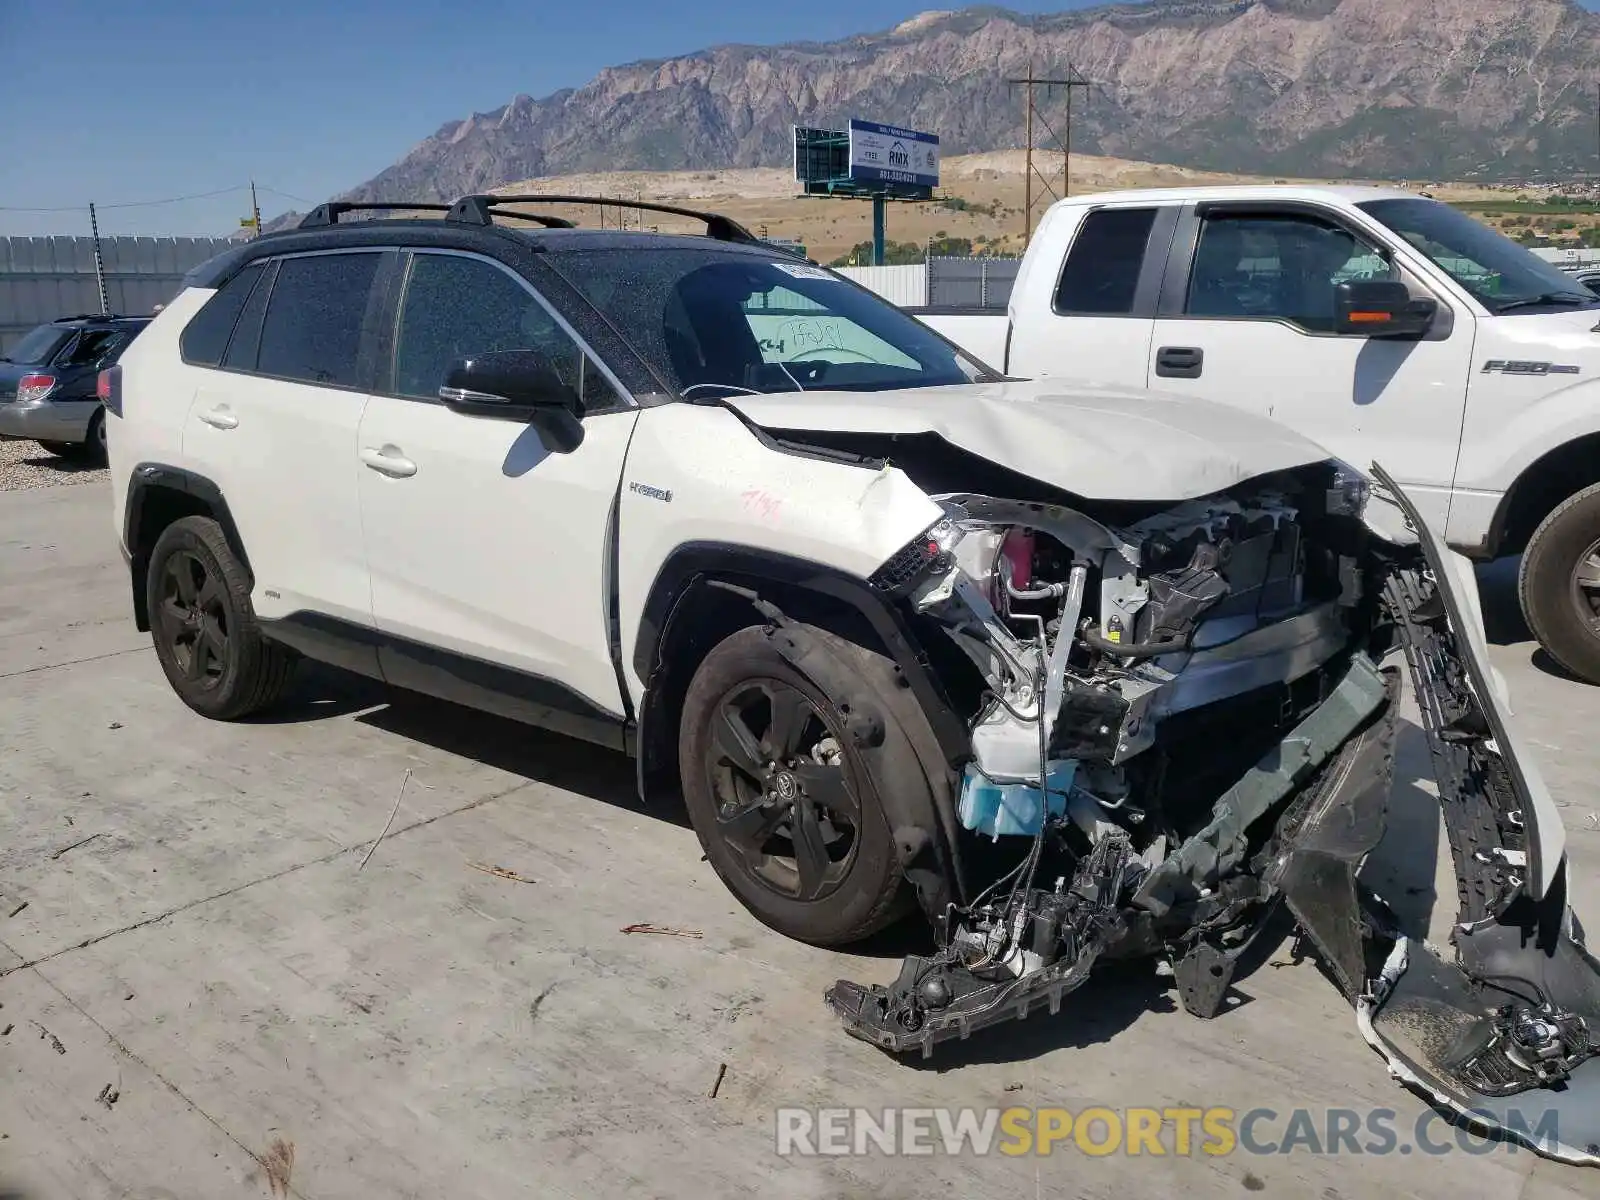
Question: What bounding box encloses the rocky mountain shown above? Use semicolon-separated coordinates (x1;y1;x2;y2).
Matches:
309;0;1600;217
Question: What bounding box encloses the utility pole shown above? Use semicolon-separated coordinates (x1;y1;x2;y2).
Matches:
250;180;263;239
87;202;109;315
1008;61;1090;249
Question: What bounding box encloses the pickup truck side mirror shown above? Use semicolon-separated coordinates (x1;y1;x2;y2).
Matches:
1334;280;1437;340
439;349;585;453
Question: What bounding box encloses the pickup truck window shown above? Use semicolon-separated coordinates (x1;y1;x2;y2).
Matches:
1186;212;1392;333
1054;208;1157;315
1357;197;1596;314
544;247;993;397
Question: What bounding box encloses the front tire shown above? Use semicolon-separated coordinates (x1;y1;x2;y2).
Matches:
678;624;910;946
146;516;297;719
1519;481;1600;685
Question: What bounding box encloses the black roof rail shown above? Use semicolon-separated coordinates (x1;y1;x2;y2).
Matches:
53;312;145;323
297;201;454;229
447;194;762;245
445;196;576;229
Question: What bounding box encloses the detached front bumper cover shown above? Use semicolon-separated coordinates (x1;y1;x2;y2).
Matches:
1357;466;1600;1166
825;464;1600;1166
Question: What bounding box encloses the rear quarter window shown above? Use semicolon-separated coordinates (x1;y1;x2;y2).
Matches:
1053;208;1158;315
179;262;266;366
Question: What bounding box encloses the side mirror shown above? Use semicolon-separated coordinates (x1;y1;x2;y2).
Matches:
439;349;584;453
1334;280;1437;339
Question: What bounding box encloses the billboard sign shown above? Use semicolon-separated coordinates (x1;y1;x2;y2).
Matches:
847;120;940;189
793;126;850;187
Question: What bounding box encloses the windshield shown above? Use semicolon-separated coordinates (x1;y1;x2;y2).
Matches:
1357;198;1596;313
3;324;69;365
544;247;998;397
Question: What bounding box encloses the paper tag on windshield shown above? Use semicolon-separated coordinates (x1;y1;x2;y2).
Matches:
772;263;835;281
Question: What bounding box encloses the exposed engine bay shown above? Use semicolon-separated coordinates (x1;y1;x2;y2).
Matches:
819;460;1600;1165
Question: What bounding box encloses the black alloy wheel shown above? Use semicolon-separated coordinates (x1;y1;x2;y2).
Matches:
157;549;230;689
705;678;862;904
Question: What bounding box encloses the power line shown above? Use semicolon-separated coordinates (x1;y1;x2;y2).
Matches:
100;184;252;210
0;182;309;213
256;184;316;206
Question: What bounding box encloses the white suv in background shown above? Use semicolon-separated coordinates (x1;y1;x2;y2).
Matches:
102;195;1600;1152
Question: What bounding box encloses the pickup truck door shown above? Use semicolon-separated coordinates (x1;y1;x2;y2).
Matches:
1005;203;1177;388
1145;202;1472;531
355;249;637;729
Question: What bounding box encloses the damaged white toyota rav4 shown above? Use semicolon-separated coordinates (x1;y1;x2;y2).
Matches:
107;196;1598;1162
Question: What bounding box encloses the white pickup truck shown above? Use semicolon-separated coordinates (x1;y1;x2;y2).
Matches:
917;186;1600;684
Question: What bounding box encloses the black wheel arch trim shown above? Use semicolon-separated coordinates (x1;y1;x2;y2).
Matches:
631;541;969;765
124;463;253;631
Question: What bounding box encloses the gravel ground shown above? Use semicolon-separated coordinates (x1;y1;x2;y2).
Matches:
0;437;106;491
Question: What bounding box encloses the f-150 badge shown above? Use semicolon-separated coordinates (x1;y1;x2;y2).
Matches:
1481;360;1580;376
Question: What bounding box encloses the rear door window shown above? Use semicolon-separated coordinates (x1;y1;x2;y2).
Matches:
58;330;129;369
1054;208;1159;315
256;252;383;388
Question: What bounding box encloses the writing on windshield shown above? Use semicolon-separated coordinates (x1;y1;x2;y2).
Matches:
546;247;995;396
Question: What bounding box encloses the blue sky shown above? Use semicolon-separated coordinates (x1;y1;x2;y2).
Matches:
2;0;1597;238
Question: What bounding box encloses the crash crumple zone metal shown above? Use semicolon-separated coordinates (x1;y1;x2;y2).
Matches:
824;461;1599;1166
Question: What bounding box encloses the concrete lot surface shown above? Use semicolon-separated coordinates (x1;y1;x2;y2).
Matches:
1;472;1598;1199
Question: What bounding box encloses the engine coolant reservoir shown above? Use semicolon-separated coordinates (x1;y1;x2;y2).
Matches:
958;760;1078;839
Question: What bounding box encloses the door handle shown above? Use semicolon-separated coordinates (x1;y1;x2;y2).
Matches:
1155;346;1204;380
197;407;239;429
360;446;417;478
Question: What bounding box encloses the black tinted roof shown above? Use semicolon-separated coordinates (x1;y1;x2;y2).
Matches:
183;219;799;290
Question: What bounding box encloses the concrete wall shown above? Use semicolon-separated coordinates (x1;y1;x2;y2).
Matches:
0;236;235;352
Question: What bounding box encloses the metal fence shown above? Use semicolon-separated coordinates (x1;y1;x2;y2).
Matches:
926;257;1019;309
0;236;236;352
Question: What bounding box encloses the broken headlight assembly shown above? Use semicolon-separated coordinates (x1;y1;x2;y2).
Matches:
1326;459;1371;519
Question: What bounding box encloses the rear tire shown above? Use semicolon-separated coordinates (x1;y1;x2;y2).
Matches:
678;623;912;946
85;408;107;466
36;440;77;458
1519;481;1600;685
146;516;297;719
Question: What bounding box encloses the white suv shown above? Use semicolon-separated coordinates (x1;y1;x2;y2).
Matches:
105;195;1599;1143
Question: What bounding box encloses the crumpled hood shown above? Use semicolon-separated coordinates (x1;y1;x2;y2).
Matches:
726;378;1334;501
